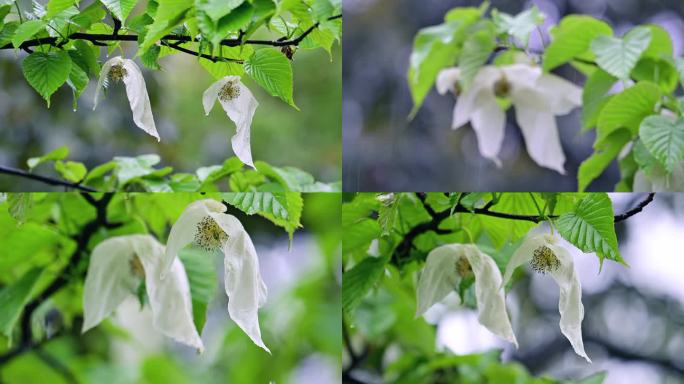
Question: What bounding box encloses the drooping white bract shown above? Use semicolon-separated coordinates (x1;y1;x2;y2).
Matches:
203;76;259;168
502;233;591;362
416;243;518;347
633;162;684;192
82;235;203;352
162;199;270;353
94;56;159;141
436;64;582;174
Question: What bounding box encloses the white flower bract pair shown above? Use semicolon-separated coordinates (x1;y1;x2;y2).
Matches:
95;59;258;168
503;232;591;362
203;76;259;169
416;233;591;362
82;199;269;353
437;64;582;174
162;199;270;353
416;243;518;347
82;234;204;352
95;57;160;141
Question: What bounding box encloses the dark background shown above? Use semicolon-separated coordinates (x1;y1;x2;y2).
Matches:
342;0;684;191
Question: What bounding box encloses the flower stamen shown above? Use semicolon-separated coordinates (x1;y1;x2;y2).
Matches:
109;64;128;83
218;80;241;102
455;256;474;278
129;256;145;279
530;245;560;274
493;77;512;98
195;216;229;252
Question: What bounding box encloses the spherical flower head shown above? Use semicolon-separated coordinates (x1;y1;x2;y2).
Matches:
218;79;242;102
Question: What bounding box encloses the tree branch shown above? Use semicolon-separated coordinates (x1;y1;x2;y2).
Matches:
0;194;121;366
0;15;342;52
390;193;655;265
0;165;98;192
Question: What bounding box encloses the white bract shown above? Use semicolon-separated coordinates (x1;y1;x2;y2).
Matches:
82;235;203;352
416;243;518;347
633;162;684;192
162;199;270;353
502;233;591;362
203;76;259;168
436;64;582;174
94;57;159;141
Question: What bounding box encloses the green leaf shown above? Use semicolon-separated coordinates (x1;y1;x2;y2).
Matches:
99;0;137;21
11;20;45;48
139;0;192;52
581;68;617;130
54;160;87;182
596;82;661;145
0;268;43;346
178;247;217;332
195;0;245;21
631;58;679;93
578;129;631;192
27;145;69;169
222;192;289;219
244;49;297;108
590;26;652;79
342;255;388;316
7;193;32;224
457;20;496;90
543;15;612;71
642;24;673;59
66;53;90;101
47;0;78;18
254;161;338;192
639;115;684;173
113;154;162;185
555;193;623;266
223;192;302;238
21;51;72;107
491;6;544;45
408;7;483;115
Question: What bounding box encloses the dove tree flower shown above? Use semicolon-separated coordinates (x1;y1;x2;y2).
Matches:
94;56;159;141
633;162;684;192
502;232;591;362
203;76;259;168
162;199;270;353
82;235;203;352
416;243;518;347
436;63;582;174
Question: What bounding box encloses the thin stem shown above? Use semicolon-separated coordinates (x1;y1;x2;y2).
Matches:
0;165;98;192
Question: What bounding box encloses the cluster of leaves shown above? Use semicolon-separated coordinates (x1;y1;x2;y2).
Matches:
342;192;622;383
21;145;340;192
408;2;684;191
0;191;303;346
0;0;341;109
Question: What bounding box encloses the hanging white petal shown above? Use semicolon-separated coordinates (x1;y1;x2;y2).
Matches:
633;162;684;192
503;232;591;362
164;199;270;353
94;56;159;141
82;235;203;352
437;62;582;174
203;76;259;168
416;243;518;347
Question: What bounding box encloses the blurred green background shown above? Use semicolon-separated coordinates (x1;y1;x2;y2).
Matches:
0;29;341;191
0;192;342;383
